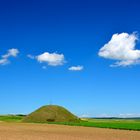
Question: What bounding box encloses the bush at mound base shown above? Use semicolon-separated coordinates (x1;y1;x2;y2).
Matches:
23;105;79;123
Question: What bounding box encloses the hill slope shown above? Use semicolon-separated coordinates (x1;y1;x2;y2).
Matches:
23;105;79;123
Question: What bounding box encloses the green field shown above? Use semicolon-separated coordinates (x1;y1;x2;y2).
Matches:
0;115;140;131
46;118;140;131
0;115;24;122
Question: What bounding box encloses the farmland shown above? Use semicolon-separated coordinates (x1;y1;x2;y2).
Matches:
0;122;140;140
0;115;140;131
0;115;140;140
47;118;140;131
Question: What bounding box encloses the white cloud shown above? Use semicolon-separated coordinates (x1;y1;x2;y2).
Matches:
118;113;140;118
0;59;8;65
80;114;91;118
68;65;83;71
96;113;140;118
98;32;140;66
27;54;35;59
0;48;19;65
36;52;65;66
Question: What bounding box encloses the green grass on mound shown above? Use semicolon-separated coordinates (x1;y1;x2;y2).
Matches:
23;105;79;123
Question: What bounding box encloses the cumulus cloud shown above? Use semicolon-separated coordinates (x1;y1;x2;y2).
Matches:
0;48;19;65
68;65;83;71
98;32;140;66
36;52;65;66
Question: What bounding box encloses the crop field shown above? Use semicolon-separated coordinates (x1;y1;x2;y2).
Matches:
0;122;140;140
0;116;140;139
54;118;140;131
87;118;140;130
0;115;140;131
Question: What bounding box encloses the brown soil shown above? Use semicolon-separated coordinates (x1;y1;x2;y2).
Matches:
0;122;140;140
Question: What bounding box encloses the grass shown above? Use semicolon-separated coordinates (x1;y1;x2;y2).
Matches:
0;115;140;131
47;118;140;131
23;105;79;123
0;115;25;122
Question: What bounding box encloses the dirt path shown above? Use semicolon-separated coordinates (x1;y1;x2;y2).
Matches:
0;122;140;140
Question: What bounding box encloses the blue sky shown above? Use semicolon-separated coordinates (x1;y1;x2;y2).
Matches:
0;0;140;117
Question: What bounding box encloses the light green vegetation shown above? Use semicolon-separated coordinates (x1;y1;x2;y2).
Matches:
47;118;140;131
0;115;25;122
84;118;140;130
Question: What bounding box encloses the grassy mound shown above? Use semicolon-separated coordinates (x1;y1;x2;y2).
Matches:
23;105;79;123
